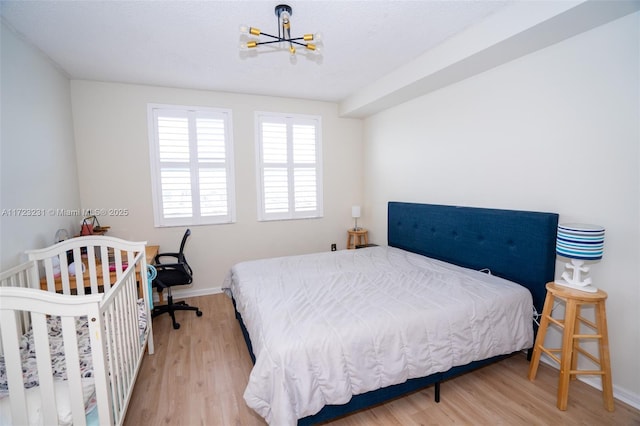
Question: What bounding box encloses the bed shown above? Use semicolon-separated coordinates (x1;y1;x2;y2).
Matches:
0;236;154;426
225;202;558;425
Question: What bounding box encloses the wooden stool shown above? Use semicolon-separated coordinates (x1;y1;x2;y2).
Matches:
528;282;613;411
346;228;368;249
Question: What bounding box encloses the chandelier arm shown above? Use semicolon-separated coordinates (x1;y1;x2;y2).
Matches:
253;32;305;42
255;39;308;47
255;39;285;46
257;32;282;40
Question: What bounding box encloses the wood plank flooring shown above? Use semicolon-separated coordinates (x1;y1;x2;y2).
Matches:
124;294;640;425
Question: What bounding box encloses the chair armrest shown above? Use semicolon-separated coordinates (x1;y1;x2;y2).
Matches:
154;252;181;264
154;262;184;271
154;252;193;280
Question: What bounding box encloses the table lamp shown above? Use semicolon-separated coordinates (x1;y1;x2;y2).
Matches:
352;206;361;231
555;223;605;293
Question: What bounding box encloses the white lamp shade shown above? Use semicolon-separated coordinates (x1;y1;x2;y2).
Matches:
351;206;361;218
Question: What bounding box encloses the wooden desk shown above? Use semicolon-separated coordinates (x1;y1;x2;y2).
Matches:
145;245;159;265
40;245;159;295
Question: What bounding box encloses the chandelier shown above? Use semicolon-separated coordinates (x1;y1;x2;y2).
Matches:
239;4;322;57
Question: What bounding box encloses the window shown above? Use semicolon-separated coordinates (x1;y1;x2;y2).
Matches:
148;104;235;227
256;112;323;221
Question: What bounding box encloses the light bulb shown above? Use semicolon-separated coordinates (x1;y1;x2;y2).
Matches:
289;45;296;55
239;25;260;36
240;41;257;50
306;44;321;55
314;32;323;43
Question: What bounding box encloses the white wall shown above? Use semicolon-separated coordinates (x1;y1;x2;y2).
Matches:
0;22;81;270
69;81;363;296
362;12;639;406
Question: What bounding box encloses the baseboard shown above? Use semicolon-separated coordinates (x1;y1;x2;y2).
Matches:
579;375;640;410
539;354;640;410
153;286;222;303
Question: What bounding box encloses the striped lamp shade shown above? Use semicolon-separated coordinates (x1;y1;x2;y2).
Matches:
556;223;605;260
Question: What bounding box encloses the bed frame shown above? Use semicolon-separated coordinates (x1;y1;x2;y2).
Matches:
234;202;558;425
0;236;154;426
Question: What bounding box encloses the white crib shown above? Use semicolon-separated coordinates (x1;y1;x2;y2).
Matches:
0;236;154;426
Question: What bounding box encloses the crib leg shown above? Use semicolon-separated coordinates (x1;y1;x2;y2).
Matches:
435;382;440;403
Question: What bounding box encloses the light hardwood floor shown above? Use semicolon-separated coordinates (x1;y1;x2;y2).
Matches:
124;294;640;425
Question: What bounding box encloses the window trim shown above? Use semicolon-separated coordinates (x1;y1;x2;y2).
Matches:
148;103;236;227
255;111;323;222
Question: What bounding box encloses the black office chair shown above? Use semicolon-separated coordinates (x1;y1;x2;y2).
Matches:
152;229;202;329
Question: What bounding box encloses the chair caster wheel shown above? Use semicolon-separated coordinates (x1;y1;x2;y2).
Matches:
196;310;203;317
173;323;181;330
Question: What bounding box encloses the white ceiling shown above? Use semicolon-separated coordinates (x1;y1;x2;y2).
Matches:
0;0;513;103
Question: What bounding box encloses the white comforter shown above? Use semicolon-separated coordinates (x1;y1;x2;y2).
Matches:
225;246;533;425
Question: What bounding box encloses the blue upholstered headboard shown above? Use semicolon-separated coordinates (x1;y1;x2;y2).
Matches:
388;202;558;313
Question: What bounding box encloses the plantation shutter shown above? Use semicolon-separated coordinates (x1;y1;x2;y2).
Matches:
149;105;235;227
256;113;323;221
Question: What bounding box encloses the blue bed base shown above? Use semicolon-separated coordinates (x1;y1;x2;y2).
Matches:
234;202;558;425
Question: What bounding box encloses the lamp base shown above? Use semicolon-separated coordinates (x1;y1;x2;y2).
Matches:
554;278;598;293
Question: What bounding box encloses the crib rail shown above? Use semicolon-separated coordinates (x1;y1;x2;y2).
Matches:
26;235;154;355
99;251;150;425
1;236;154;426
0;261;40;354
0;287;103;426
27;235;147;296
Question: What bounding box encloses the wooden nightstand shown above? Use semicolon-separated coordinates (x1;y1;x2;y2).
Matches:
347;228;368;249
